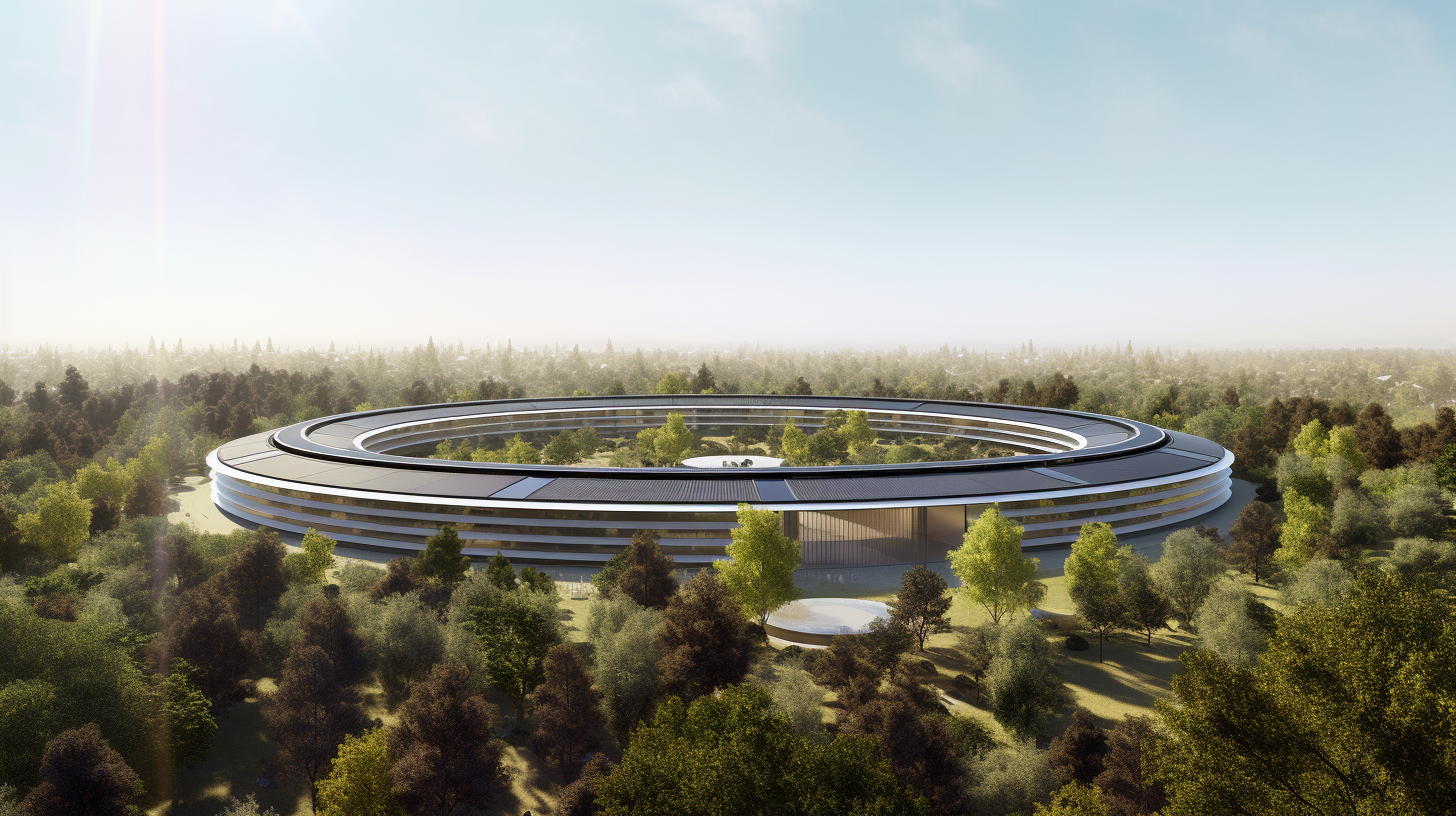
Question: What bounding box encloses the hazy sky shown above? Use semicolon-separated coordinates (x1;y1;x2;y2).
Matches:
1;1;1453;351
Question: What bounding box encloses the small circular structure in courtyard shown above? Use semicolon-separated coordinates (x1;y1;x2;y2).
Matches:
680;454;784;469
765;598;892;647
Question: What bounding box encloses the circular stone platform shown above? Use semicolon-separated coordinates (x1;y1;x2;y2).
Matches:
679;454;785;469
764;598;891;647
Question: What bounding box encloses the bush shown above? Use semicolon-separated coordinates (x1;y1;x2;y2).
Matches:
774;645;805;664
1064;634;1089;651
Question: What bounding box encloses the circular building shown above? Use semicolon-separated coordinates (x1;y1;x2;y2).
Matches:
207;395;1233;567
765;598;892;647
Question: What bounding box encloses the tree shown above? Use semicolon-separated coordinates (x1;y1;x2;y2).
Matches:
296;595;369;688
1435;443;1456;492
542;432;581;465
1385;483;1449;539
0;503;29;572
780;420;810;464
690;363;716;394
414;526;469;584
988;616;1069;741
950;507;1046;624
1227;501;1279;583
369;558;420;601
484;551;516;590
617;530;677;609
17;481;91;562
1116;554;1170;647
653;412;695;464
526;645;603;781
1356;402;1405;470
156;659;218;768
716;504;801;627
1328;489;1386;557
1071;579;1124;662
845;687;967;814
1274;491;1328;571
594;685;930;816
389;664;505;816
1048;711;1100;786
1065;522;1125;597
290;528;337;585
17;724;142;816
656;570;752;699
1151;529;1224;627
587;594;664;740
969;743;1057;816
556;753;615;816
1388;537;1456;588
1153;571;1456;815
370;594;446;706
958;625;995;704
73;463;133;520
223;530;288;630
810;636;883;711
887;565;952;652
315;728;403;816
1328;426;1365;472
840;410;876;452
1093;716;1166;816
591;547;630;595
1034;783;1110;816
1191;582;1270;667
264;643;370;810
1283;557;1355;608
161;583;254;707
465;581;563;717
655;371;690;395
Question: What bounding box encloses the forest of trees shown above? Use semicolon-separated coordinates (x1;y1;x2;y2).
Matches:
0;341;1453;815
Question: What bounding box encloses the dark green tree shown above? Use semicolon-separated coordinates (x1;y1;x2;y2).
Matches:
988;617;1069;741
415;526;469;585
160;583;254;708
1153;571;1456;815
222;530;288;630
17;724;142;816
845;687;966;814
616;530;677;610
1047;708;1108;786
1117;554;1171;647
156;659;218;769
887;565;953;652
388;664;505;816
655;570;752;700
594;685;930;816
1356;402;1405;470
485;551;516;590
1226;501;1280;583
466;583;563;717
263;644;369;810
525;645;603;781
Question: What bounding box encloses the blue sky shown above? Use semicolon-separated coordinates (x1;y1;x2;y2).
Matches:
1;1;1453;350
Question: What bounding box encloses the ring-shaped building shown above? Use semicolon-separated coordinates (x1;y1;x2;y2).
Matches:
207;395;1234;568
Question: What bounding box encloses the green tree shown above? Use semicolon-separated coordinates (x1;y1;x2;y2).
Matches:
156;659;218;769
368;594;445;705
1065;522;1126;597
289;528;336;585
1275;491;1328;572
465;582;563;718
840;410;876;452
17;481;91;562
1153;571;1456;815
1034;782;1110;816
1434;443;1456;492
223;530;289;631
586;594;664;741
655;371;690;395
780;420;810;465
716;505;801;627
1290;419;1330;459
414;526;469;584
503;434;540;464
73;462;133;517
1192;581;1269;666
653;412;695;465
1151;529;1225;626
887;565;953;651
594;685;931;816
988;616;1069;741
1072;579;1125;662
316;728;403;816
1117;554;1171;647
1328;426;1366;472
949;507;1046;624
485;551;516;590
1282;558;1354;608
542;432;581;465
